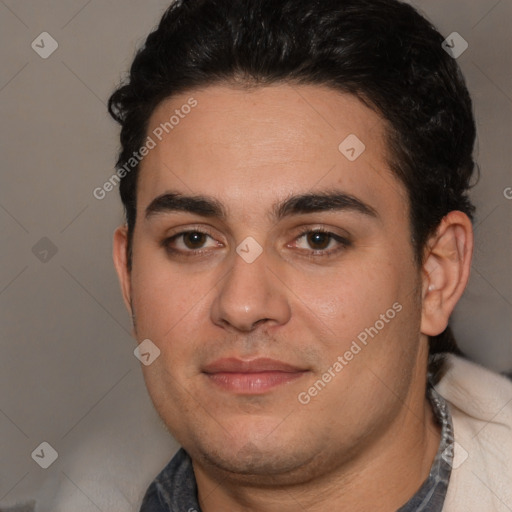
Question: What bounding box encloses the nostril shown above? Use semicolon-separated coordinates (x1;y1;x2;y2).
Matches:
252;318;271;329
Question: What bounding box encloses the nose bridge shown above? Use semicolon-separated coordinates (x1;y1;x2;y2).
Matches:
211;243;290;331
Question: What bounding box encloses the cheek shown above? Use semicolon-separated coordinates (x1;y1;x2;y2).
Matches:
129;254;206;341
287;256;405;341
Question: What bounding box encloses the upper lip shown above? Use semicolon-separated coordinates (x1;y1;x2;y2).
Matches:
202;357;306;374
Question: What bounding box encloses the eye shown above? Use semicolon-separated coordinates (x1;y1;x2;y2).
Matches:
162;230;220;254
292;228;351;256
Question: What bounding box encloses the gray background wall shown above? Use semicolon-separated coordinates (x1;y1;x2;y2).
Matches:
0;0;511;510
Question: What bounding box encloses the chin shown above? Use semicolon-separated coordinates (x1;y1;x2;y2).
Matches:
199;440;316;479
187;418;322;480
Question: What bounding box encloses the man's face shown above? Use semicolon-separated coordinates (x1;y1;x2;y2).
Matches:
118;84;429;482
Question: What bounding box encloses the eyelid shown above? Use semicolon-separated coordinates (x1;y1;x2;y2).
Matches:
163;224;218;240
289;227;352;256
292;225;351;240
161;225;222;252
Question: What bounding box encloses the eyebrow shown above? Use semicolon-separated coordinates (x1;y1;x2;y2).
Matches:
144;190;378;221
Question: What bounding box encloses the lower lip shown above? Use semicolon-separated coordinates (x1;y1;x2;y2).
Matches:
204;371;306;393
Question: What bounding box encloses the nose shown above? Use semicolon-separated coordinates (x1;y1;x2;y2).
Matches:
210;246;291;332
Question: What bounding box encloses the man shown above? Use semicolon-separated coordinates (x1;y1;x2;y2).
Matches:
109;0;512;510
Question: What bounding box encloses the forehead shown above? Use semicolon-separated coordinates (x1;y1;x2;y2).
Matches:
136;83;408;220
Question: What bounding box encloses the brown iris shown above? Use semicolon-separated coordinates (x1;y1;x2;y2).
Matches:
306;232;331;250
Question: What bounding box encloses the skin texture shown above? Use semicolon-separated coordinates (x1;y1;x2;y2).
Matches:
113;84;473;511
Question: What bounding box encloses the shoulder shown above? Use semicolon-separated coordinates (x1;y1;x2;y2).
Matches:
436;353;512;425
435;354;512;511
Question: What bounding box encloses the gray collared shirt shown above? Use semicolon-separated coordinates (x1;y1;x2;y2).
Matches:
140;384;453;512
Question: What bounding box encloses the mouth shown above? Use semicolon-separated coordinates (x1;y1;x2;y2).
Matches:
202;357;309;394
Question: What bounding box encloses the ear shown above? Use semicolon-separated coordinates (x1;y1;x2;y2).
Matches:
113;225;132;316
420;211;473;336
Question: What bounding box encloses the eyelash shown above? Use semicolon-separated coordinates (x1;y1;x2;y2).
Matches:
293;227;351;258
161;227;351;259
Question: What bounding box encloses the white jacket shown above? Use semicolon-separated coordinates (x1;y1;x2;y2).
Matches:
436;354;512;511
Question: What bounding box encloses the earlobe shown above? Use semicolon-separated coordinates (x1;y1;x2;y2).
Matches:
112;225;133;315
420;211;473;337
